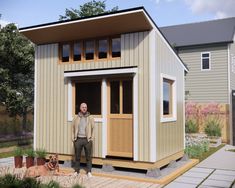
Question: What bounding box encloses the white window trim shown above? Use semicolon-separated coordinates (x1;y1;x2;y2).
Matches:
201;52;211;71
160;73;177;123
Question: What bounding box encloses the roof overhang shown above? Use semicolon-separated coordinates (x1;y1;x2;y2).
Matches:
19;7;153;45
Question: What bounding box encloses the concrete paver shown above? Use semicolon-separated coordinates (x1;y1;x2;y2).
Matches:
214;169;235;176
189;167;214;174
197;145;235;170
201;179;232;188
183;171;211;178
174;176;203;184
164;182;197;188
208;174;235;181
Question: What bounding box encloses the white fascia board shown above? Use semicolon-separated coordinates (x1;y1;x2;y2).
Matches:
20;10;144;32
64;67;138;77
142;11;188;72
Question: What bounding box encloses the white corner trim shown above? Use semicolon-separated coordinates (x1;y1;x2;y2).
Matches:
142;11;188;72
68;79;73;122
33;50;37;150
64;67;138;77
133;73;139;161
149;30;157;162
160;73;177;123
201;52;211;71
228;44;232;145
102;79;107;157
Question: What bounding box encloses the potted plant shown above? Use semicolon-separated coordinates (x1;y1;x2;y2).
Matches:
204;119;222;147
13;147;23;168
25;148;35;168
36;148;47;166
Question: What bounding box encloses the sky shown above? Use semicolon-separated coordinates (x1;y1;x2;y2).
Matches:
0;0;235;28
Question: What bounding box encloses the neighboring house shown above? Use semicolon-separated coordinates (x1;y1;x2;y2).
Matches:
20;7;187;169
161;17;235;144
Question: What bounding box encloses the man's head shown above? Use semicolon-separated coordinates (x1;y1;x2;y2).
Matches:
80;103;88;114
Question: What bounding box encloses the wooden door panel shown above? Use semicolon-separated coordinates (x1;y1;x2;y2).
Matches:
108;117;133;157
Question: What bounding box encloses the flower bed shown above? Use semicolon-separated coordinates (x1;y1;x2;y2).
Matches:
185;133;209;158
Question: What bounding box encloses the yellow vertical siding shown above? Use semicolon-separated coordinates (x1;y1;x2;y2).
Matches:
156;32;185;160
36;32;151;161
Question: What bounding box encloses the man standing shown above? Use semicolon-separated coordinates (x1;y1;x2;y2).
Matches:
72;103;94;177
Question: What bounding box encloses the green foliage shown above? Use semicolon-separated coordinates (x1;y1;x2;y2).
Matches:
0;174;21;187
185;141;209;159
21;177;41;188
0;23;34;133
45;180;60;188
72;184;84;188
204;119;221;137
59;0;118;20
13;147;23;156
36;148;47;158
0;118;22;136
25;148;35;157
185;119;198;133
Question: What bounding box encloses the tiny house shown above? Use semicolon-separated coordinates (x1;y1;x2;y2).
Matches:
20;7;188;169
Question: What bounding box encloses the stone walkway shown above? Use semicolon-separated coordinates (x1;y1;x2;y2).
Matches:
165;145;235;188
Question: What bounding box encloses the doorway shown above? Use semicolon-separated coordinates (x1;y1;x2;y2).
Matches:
107;79;133;158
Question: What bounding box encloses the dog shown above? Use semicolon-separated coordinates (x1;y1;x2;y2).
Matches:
25;154;60;177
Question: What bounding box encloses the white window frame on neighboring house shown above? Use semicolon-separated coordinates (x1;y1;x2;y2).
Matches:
201;52;211;71
160;73;177;123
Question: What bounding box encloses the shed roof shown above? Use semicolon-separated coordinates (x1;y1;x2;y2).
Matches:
160;17;235;48
19;7;153;45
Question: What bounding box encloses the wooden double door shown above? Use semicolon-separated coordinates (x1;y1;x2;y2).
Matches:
107;79;133;158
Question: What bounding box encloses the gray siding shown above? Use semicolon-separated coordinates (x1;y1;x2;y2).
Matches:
179;45;229;103
156;31;185;160
230;38;235;91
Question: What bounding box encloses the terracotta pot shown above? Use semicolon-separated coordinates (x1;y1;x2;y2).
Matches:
26;157;34;168
14;156;23;168
37;157;46;166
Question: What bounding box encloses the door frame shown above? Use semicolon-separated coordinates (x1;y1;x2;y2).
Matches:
65;67;138;160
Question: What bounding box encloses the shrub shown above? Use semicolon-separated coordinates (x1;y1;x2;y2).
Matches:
21;177;41;188
185;120;198;133
72;184;84;188
36;148;47;158
25;148;35;157
204;119;221;137
46;180;60;188
0;174;21;187
13;147;23;156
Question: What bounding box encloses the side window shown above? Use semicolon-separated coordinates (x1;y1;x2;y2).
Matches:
61;44;70;62
161;74;177;122
201;52;210;70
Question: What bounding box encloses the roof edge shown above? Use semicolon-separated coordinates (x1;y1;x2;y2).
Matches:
19;6;145;31
175;41;233;49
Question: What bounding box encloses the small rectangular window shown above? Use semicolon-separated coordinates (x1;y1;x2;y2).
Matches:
75;82;101;115
123;80;132;114
111;38;121;58
163;78;173;116
62;44;70;62
98;39;108;59
73;42;82;61
110;81;120;114
201;52;210;70
85;40;95;60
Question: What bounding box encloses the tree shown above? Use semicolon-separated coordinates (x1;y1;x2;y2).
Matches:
59;0;118;20
0;23;34;134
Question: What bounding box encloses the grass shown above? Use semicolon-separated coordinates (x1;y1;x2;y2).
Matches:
227;149;235;152
0;151;15;159
198;144;225;162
